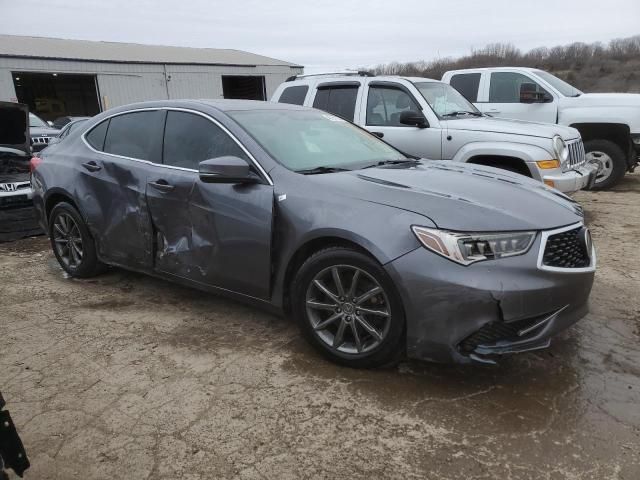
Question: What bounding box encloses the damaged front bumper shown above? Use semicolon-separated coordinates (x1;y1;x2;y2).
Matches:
385;234;595;364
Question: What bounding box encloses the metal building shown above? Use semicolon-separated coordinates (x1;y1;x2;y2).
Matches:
0;35;303;121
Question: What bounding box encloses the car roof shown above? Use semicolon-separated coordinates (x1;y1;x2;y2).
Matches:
446;67;539;74
284;74;441;84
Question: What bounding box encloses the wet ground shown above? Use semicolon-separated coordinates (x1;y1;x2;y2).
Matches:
1;173;639;479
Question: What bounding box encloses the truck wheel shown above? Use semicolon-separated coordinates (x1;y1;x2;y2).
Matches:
584;139;627;190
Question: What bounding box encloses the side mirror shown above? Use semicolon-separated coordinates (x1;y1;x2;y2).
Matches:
399;110;429;128
198;156;258;184
47;120;54;127
520;83;552;103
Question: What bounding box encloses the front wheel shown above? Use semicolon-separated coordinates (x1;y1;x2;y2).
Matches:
49;202;104;278
291;247;405;368
584;139;627;190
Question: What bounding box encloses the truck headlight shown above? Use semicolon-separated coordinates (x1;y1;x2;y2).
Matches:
412;226;536;265
552;135;569;164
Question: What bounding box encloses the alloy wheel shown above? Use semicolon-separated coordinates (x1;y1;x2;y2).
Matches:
586;150;614;184
305;265;392;355
52;213;84;268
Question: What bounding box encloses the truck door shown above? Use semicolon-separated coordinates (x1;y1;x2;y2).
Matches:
480;71;557;123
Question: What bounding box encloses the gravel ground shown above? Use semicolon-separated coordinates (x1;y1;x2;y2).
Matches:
1;173;639;479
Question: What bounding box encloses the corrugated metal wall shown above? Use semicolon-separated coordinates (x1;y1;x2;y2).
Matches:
0;57;302;109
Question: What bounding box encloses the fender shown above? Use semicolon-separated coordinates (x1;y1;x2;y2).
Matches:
451;141;552;180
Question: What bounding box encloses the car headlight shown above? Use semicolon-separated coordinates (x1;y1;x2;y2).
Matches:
552;135;569;164
412;226;536;265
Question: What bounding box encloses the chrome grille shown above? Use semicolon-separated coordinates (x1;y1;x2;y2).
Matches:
31;137;51;145
566;139;585;168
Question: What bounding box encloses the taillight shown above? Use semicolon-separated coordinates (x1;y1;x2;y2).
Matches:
29;156;42;173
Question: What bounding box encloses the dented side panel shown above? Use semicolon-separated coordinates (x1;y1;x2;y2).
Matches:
146;164;274;300
79;154;154;268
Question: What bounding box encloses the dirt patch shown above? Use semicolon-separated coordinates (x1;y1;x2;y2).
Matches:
1;172;639;479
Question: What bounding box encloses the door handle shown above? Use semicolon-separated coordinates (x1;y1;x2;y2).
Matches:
82;161;101;172
371;131;384;139
487;109;501;114
148;180;175;193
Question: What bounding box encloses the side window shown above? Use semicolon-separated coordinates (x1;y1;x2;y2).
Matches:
85;119;109;151
489;72;547;103
450;73;481;102
103;110;165;161
312;86;359;121
278;85;309;105
366;86;421;126
163;111;249;170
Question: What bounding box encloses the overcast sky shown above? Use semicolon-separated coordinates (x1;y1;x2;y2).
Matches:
2;0;639;72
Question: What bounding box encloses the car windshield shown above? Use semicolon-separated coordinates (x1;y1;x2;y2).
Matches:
534;70;582;97
413;82;481;118
228;109;406;172
29;113;48;128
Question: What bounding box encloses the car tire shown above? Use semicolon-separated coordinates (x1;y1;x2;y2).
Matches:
48;202;105;278
584;139;627;190
291;247;405;368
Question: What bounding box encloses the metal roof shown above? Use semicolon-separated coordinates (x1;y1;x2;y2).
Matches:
0;35;302;68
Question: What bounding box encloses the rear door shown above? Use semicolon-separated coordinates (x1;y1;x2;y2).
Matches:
480;71;557;123
79;109;164;269
147;109;274;300
311;82;362;122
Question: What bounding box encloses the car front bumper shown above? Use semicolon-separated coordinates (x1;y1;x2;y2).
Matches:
384;233;595;364
542;162;599;194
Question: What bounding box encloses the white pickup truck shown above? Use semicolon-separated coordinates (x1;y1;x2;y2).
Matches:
442;67;640;189
271;73;597;194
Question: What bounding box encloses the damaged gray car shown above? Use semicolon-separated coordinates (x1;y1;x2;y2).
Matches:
31;100;596;367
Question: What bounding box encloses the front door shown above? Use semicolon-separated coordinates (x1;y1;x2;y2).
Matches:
146;109;274;300
480;71;557;123
363;84;442;160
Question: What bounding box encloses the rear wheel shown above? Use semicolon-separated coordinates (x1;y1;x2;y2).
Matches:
585;139;627;190
291;247;405;368
49;202;104;278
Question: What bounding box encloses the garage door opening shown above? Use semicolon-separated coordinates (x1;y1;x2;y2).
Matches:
222;76;266;100
12;72;101;122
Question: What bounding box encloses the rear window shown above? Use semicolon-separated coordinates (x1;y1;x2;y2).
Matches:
450;73;481;102
103;110;165;161
312;86;359;121
278;85;309;105
85;120;109;151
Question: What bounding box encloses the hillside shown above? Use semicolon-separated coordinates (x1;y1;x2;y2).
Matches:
373;35;640;93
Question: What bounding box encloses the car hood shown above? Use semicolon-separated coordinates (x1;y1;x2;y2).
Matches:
30;126;61;136
0;101;30;156
443;116;579;140
310;161;583;231
560;92;640;108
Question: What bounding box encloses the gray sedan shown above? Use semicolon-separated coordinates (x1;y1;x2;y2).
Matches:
31;100;596;367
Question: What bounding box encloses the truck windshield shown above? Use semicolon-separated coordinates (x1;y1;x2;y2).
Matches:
413;82;482;119
228;109;407;173
534;70;582;97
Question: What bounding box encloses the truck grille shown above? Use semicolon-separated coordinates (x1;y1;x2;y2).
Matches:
566;139;585;168
542;226;591;269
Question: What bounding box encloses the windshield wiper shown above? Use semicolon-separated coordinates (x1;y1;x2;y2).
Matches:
442;111;483;117
295;166;350;175
362;159;418;169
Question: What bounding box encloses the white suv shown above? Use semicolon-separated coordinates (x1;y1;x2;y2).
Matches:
271;73;598;194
